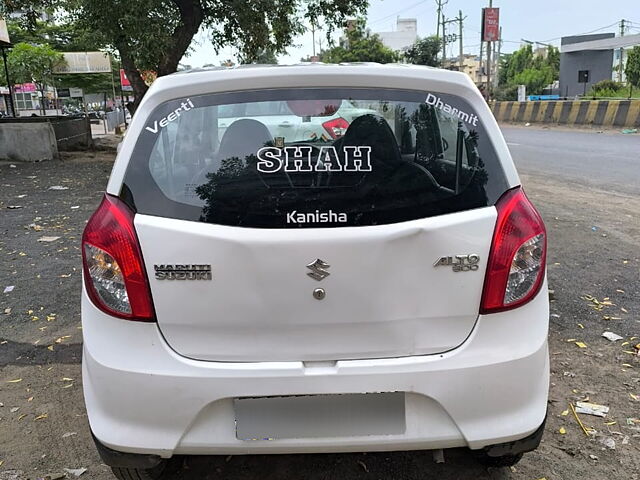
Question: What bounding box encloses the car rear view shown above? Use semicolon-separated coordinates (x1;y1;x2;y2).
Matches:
81;64;549;479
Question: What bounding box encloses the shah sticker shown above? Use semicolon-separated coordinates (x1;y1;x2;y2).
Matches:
256;146;371;173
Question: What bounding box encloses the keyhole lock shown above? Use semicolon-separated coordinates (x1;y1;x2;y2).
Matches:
313;288;326;300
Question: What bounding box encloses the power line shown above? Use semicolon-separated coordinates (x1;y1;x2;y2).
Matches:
538;21;620;43
368;0;428;26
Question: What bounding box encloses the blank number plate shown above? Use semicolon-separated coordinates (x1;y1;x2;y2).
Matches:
234;392;406;440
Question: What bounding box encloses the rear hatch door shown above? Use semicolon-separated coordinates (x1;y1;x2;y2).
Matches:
124;86;508;361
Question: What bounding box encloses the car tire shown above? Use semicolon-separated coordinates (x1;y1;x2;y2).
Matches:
111;457;182;480
473;451;523;468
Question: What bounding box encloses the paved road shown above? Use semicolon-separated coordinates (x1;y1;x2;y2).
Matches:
501;126;640;195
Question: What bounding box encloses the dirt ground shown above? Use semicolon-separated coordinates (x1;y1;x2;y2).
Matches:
0;144;639;480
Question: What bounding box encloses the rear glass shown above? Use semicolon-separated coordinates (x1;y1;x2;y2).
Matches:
123;88;508;228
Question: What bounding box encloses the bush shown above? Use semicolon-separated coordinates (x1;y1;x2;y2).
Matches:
494;84;519;101
591;80;623;92
588;80;627;97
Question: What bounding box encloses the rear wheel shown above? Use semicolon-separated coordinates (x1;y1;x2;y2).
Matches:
111;458;182;480
473;451;523;467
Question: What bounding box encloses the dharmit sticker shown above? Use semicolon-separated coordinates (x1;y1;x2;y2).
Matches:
425;93;479;126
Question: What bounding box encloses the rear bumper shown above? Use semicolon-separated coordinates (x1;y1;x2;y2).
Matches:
82;280;549;458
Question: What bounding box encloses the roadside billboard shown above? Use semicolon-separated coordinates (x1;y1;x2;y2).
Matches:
54;52;111;74
0;18;10;45
57;87;84;98
481;8;500;42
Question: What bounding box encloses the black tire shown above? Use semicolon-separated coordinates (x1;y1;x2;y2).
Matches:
473;451;523;468
111;457;182;480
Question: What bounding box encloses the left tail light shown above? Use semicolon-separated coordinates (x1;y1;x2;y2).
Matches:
322;117;349;139
82;194;155;321
480;187;547;314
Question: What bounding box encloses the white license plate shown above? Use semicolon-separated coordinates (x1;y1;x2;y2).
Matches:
234;392;406;440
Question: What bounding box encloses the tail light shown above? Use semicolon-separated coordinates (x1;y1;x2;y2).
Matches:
82;194;155;321
322;117;349;139
480;187;547;314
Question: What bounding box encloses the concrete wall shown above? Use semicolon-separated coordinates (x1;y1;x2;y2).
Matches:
49;117;93;150
0;116;93;159
560;34;614;97
491;100;640;128
0;122;58;162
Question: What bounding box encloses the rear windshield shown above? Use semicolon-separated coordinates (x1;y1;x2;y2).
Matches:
123;88;508;228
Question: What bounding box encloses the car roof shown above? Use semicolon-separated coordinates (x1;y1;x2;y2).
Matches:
144;63;477;104
171;62;439;75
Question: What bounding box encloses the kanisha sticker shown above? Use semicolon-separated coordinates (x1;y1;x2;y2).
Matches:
145;99;195;134
256;146;372;173
287;210;348;224
425;93;479;126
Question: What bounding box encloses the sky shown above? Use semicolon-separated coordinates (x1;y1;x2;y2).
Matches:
183;0;640;67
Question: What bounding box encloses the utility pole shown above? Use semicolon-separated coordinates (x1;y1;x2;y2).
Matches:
485;0;493;100
458;10;464;71
494;26;502;89
435;0;448;63
436;0;446;42
479;41;484;85
441;14;447;68
619;19;626;82
441;13;464;70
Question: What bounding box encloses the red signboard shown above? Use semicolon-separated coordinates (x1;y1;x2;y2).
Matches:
14;83;37;93
119;69;132;90
120;68;156;90
482;7;500;42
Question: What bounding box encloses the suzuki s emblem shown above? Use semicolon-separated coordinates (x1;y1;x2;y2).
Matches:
306;259;330;281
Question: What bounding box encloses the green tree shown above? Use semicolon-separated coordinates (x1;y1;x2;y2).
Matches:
546;45;560;74
62;0;367;110
320;20;398;64
496;44;560;99
511;67;554;96
0;1;56;30
239;48;278;64
5;17;115;96
504;44;534;86
6;18;107;52
1;42;65;114
404;36;440;67
625;46;640;97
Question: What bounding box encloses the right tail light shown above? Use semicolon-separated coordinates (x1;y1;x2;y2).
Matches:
480;187;547;314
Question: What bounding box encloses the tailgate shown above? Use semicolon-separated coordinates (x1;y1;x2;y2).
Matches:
136;207;496;362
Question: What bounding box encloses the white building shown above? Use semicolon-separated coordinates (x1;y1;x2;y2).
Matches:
376;18;418;52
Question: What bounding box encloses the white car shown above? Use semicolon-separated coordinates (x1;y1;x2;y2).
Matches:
82;63;548;479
